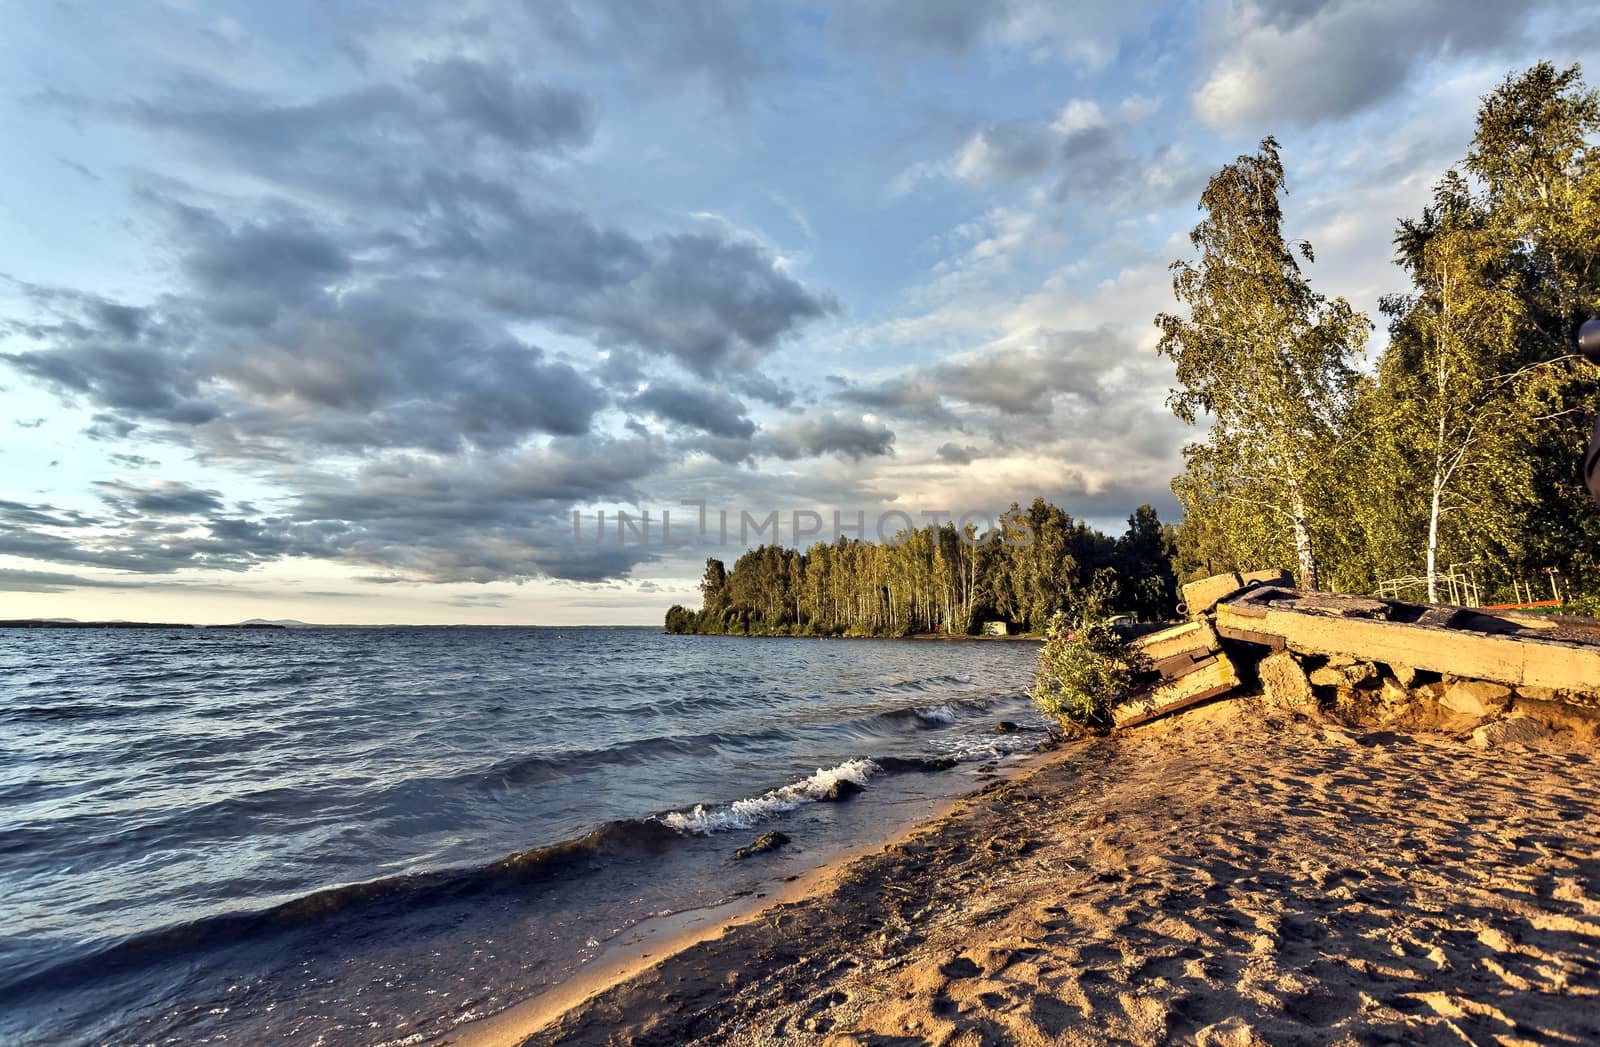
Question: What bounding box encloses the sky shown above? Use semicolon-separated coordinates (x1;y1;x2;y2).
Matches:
1;0;1596;625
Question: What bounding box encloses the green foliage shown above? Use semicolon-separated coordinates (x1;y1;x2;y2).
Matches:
1168;64;1600;603
662;500;1180;636
1157;136;1371;592
1030;601;1150;731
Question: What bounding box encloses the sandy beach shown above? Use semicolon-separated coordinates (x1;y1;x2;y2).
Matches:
480;700;1600;1046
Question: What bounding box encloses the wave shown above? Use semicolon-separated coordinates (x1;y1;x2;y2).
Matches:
660;758;881;834
0;815;681;1001
0;738;978;996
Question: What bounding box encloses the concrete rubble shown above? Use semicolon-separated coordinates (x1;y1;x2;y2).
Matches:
1114;571;1600;741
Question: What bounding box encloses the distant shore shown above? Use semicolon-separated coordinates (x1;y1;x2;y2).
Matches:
0;619;285;630
461;701;1600;1046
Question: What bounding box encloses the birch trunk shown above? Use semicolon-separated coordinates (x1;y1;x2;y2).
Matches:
1288;483;1319;591
1426;471;1443;604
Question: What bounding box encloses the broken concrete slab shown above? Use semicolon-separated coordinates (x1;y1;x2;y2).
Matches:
1215;586;1600;693
1114;652;1239;729
1137;619;1220;663
1181;572;1245;619
1116;571;1598;734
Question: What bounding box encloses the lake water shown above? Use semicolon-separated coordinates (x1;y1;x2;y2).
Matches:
0;627;1044;1045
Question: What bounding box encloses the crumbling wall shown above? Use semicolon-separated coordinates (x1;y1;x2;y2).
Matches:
1252;647;1600;747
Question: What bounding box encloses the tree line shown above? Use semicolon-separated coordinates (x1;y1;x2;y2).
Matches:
664;501;1178;636
1164;62;1600;608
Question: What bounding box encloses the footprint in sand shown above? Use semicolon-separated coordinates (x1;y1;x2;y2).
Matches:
938;955;982;979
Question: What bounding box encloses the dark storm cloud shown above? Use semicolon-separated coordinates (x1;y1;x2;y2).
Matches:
839;327;1130;424
936;442;980;465
763;412;895;461
1193;0;1563;130
0;499;97;529
732;372;797;408
0;568;143;593
1052;123;1127;201
4;268;610;455
835;374;961;427
262;438;669;583
411;58;594;149
626;382;756;439
0;497;300;575
83;414;140;441
94;480;225;516
2;33;836;588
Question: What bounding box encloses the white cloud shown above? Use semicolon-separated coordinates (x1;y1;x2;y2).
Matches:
1052;99;1107;135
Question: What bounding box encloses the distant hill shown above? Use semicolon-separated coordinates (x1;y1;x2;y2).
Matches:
226;619;308;628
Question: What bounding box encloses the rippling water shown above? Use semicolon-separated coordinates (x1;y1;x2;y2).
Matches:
0;627;1043;1045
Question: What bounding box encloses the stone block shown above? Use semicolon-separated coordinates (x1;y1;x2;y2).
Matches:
1343;661;1378;686
1412;680;1446;705
1182;572;1244;618
1259;650;1314;707
1442;680;1513;718
1379;678;1412;712
1390;663;1418;687
1308;665;1346;688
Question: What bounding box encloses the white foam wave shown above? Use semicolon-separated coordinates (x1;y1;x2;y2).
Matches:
660;758;881;834
916;705;957;725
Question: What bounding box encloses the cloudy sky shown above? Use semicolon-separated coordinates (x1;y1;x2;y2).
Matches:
1;0;1593;624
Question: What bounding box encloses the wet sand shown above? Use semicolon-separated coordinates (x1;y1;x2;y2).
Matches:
460;701;1600;1046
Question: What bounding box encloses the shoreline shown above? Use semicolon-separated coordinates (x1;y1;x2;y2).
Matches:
454;701;1600;1046
444;754;1052;1047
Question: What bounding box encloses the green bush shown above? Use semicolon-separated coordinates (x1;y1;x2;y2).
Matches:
1031;611;1150;730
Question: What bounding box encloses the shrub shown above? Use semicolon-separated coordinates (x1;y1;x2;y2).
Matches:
1031;611;1150;730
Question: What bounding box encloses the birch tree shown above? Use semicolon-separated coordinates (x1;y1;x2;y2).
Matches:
1157;137;1369;590
1382;171;1525;602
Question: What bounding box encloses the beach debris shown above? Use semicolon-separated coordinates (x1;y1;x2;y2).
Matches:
734;831;792;860
994;720;1019;734
1113;570;1600;733
1112;614;1241;729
